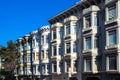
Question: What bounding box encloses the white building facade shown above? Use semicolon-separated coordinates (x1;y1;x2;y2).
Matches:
38;26;50;80
17;0;120;80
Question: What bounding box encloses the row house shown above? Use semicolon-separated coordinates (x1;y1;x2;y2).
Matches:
17;26;50;80
49;0;120;80
17;0;120;80
49;11;78;80
38;26;50;80
17;35;32;80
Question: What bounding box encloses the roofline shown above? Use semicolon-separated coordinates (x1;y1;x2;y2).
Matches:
48;0;86;22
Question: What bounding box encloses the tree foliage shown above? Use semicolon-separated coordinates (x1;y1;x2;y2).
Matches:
0;40;19;72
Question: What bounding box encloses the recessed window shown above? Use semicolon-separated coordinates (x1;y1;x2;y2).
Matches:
53;29;56;39
27;67;31;74
41;36;44;44
21;56;23;63
73;60;77;72
93;14;99;26
46;34;50;43
73;42;77;52
53;45;57;56
27;54;31;63
72;21;77;34
58;28;63;38
66;23;70;35
94;37;98;48
52;62;57;72
66;42;71;53
60;62;63;73
109;56;117;70
41;51;44;59
85;15;91;28
66;60;71;72
109;30;116;45
85;37;91;49
59;45;62;55
42;65;45;74
85;59;92;71
46;50;48;58
108;5;116;20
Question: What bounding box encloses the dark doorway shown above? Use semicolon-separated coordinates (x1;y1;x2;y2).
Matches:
86;77;100;80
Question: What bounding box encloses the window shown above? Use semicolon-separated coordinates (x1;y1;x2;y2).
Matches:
86;37;91;49
95;58;100;71
41;36;44;44
27;54;31;63
108;5;116;20
32;39;35;47
66;23;70;35
22;45;25;51
66;60;71;72
41;51;44;59
46;34;50;43
53;45;56;56
46;50;48;58
27;67;31;74
53;29;56;39
94;37;98;48
73;42;77;52
73;60;77;72
66;42;71;53
72;21;77;34
21;56;23;63
109;56;117;70
52;62;57;72
85;15;91;28
20;45;23;51
33;66;36;74
59;45;62;55
109;30;116;45
60;62;63;73
85;59;92;71
42;65;45;74
93;14;98;26
36;38;40;47
28;43;31;50
58;28;63;38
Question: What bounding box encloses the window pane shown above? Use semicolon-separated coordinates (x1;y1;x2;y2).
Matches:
86;37;91;49
94;14;98;26
59;46;62;55
73;42;77;52
72;21;77;34
66;23;70;35
41;36;44;44
46;34;50;43
53;29;56;39
86;59;92;71
66;42;71;53
85;15;91;28
60;62;63;72
53;46;56;56
109;56;117;70
59;28;63;38
27;54;31;63
53;62;57;72
108;5;116;20
42;65;45;74
109;31;116;45
66;60;71;72
42;51;44;59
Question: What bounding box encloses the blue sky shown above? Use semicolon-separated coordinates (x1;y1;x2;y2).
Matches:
0;0;79;46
